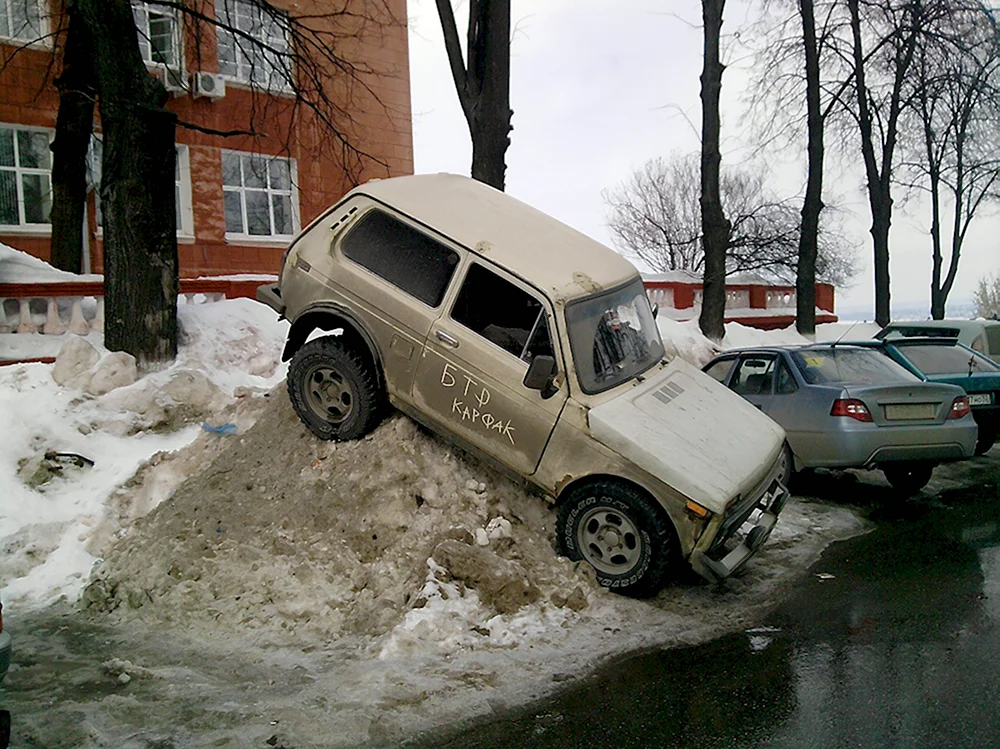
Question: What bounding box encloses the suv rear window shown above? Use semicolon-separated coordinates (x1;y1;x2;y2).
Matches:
898;344;1000;375
341;210;459;307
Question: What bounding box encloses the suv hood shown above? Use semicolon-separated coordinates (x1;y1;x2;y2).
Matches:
588;358;785;514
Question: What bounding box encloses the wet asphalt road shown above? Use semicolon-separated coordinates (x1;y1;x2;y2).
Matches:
426;454;1000;749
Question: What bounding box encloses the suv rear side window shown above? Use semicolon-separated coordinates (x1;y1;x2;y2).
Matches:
987;325;1000;354
452;263;553;364
341;209;459;307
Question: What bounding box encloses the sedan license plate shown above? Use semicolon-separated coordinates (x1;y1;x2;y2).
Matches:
969;392;994;407
884;403;937;421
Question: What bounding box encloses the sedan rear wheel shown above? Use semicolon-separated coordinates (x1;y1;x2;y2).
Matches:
882;463;933;495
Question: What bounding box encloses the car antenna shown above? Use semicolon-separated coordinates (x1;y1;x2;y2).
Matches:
830;320;861;348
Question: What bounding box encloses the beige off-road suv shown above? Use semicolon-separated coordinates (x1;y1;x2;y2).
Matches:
258;174;790;595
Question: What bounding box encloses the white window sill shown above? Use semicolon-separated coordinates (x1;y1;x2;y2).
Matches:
95;230;197;243
0;225;52;236
225;235;293;248
220;77;295;99
0;35;52;51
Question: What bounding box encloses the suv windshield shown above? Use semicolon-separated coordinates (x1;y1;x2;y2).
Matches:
566;278;664;394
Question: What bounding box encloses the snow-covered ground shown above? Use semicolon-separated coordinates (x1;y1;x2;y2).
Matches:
1;246;879;746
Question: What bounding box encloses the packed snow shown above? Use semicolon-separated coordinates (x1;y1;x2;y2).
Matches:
1;246;880;745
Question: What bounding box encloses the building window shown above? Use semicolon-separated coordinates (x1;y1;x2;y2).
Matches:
0;0;43;43
0;125;52;229
132;1;181;68
222;151;297;239
90;137;194;237
215;0;292;90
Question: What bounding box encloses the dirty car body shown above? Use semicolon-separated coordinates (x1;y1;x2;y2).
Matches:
258;174;789;593
703;344;978;493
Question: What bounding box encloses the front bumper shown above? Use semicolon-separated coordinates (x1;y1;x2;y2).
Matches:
689;468;790;584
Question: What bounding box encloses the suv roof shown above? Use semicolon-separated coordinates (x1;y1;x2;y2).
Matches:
351;174;639;304
878;319;1000;338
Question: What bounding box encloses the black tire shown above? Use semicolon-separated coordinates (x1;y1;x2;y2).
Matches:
287;336;384;441
882;463;934;495
556;481;677;597
974;419;997;456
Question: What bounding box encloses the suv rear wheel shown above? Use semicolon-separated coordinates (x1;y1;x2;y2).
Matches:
556;481;676;596
288;336;384;441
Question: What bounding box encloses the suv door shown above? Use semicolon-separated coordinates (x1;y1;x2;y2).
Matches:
411;261;568;476
331;207;462;397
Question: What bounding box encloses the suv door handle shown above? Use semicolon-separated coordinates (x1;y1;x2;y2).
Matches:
435;330;460;348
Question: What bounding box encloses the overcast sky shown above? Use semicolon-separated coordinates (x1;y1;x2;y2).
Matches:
406;0;998;320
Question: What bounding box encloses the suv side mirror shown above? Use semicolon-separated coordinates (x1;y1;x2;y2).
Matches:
523;354;557;396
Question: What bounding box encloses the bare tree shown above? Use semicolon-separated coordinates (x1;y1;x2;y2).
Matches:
700;0;730;341
903;4;1000;319
434;0;511;190
973;274;1000;318
604;154;856;285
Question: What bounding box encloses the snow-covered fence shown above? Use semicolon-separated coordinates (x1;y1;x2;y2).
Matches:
0;279;262;337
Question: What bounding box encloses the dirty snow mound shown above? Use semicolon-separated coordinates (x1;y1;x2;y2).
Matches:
83;395;594;643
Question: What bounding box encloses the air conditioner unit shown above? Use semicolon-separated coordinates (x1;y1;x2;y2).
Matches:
154;66;187;95
193;71;226;100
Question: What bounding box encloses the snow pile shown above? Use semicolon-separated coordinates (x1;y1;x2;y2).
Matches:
0;298;289;605
0;243;103;283
82;403;595;646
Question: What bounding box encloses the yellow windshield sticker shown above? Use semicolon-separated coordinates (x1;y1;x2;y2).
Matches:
803;356;825;367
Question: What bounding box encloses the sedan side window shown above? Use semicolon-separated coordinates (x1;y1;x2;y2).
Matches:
451;263;553;364
732;356;776;395
775;360;798;394
704;358;736;384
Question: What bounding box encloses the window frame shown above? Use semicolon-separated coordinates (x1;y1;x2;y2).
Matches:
89;135;194;239
0;0;47;45
131;0;184;73
449;261;555;367
703;356;737;385
221;149;299;243
0;122;54;233
214;0;293;93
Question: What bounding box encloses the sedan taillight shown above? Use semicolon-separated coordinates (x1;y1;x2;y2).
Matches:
831;398;873;422
948;395;971;420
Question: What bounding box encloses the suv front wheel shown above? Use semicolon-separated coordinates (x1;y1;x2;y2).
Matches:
556;481;676;596
288;336;384;441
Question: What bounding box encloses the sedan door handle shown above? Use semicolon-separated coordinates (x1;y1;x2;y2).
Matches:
435;330;460;348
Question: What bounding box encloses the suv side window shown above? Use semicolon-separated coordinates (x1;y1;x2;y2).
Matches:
452;263;553;364
986;325;1000;354
341;209;459;307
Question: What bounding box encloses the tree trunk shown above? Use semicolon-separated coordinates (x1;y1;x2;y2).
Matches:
698;0;729;342
796;0;823;337
49;5;95;274
76;0;178;368
435;0;511;191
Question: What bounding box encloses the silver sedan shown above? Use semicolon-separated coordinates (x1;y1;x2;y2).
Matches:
703;344;979;493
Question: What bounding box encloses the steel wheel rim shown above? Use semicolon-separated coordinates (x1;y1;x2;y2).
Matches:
304;363;354;424
576;502;643;575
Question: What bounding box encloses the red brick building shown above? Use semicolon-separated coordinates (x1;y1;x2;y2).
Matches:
0;0;413;277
